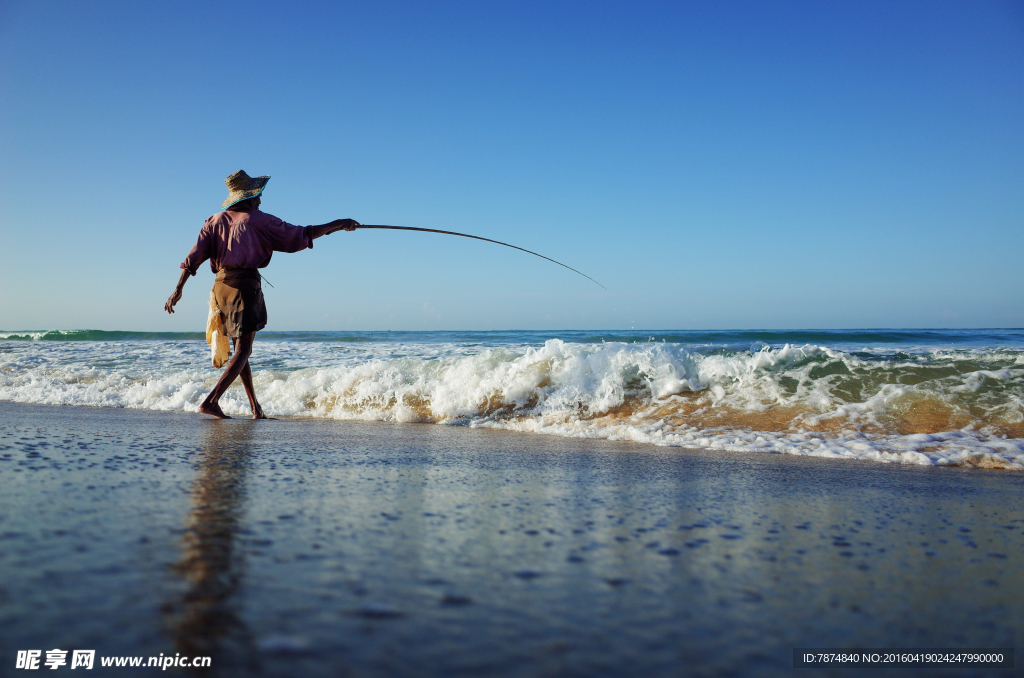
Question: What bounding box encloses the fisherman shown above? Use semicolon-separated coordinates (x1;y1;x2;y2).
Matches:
165;170;359;419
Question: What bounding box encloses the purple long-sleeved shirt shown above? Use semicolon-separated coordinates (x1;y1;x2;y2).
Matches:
180;208;314;276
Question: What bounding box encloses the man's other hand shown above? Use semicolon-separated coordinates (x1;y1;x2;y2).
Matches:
165;290;181;314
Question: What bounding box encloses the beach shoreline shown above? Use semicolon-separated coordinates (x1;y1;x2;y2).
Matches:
1;401;1021;676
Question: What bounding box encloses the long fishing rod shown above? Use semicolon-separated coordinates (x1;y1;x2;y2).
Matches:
355;225;607;290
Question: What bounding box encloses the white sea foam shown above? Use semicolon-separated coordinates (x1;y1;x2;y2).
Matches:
1;337;1022;470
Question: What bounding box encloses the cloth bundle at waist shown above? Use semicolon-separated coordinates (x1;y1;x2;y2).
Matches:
206;291;231;367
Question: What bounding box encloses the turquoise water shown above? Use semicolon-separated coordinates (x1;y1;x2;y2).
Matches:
3;328;1023;350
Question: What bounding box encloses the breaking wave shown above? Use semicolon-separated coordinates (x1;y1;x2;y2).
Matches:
2;332;1023;470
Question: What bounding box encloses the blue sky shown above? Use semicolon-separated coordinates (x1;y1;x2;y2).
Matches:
1;0;1021;331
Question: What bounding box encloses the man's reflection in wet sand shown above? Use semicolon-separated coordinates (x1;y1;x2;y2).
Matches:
165;421;257;671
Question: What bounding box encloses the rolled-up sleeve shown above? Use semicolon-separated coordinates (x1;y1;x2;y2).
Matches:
181;222;214;276
262;216;314;253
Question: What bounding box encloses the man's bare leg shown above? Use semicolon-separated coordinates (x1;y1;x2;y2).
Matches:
199;332;256;419
238;358;267;419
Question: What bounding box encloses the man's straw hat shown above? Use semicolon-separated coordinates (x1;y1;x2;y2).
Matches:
222;170;270;209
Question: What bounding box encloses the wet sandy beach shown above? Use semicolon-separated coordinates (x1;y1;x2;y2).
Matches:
0;401;1021;677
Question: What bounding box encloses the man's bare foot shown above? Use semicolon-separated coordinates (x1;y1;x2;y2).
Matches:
252;404;274;420
199;402;231;419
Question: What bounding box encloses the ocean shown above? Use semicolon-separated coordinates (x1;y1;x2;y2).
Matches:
2;328;1022;470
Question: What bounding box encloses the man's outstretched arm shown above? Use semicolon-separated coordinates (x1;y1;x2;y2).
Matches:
309;218;360;240
165;269;190;314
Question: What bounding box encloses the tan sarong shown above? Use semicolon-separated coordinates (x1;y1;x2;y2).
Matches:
213;269;268;338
